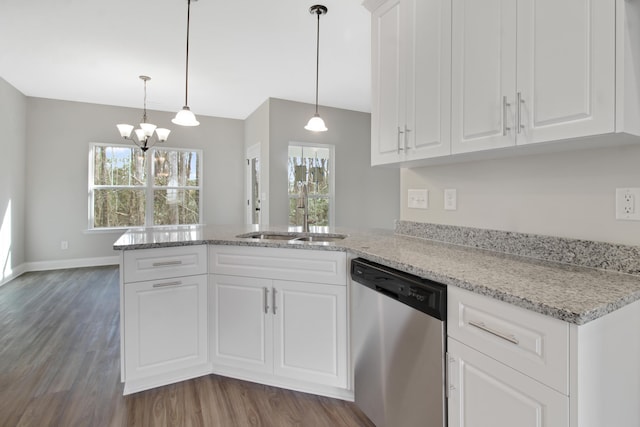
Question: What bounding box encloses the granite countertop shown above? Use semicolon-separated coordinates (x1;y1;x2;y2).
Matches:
113;224;640;326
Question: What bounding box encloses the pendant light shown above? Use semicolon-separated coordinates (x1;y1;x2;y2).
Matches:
305;5;328;132
172;0;200;126
117;76;170;152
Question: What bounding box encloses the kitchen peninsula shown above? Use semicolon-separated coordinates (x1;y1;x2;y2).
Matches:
114;222;640;427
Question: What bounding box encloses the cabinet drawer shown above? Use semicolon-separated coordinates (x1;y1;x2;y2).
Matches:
209;245;347;285
123;245;207;283
448;286;569;395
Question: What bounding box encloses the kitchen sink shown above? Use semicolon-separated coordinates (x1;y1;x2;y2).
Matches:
293;235;346;243
236;232;347;242
243;233;298;240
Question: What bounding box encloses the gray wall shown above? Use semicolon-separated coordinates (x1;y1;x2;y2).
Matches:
25;98;244;264
266;98;399;229
401;143;640;246
0;77;27;280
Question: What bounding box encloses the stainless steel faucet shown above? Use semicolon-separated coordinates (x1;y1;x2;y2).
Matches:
296;183;309;232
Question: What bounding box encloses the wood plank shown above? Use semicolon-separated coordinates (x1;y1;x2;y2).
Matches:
0;266;374;427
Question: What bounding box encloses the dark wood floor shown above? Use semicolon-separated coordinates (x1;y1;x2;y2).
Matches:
0;266;374;427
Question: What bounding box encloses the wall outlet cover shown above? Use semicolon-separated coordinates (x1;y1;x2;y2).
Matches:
615;188;640;221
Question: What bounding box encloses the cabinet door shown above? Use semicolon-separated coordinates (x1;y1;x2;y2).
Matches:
516;0;614;145
405;0;451;160
371;0;405;165
272;280;347;388
123;275;208;381
210;274;273;374
448;338;568;427
451;0;517;154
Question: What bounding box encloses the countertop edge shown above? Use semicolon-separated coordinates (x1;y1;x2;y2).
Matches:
113;230;640;326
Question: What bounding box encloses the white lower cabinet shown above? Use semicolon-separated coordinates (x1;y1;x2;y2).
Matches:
447;286;640;427
210;274;273;374
273;279;347;387
209;245;350;399
211;274;347;389
448;338;568;427
122;273;209;394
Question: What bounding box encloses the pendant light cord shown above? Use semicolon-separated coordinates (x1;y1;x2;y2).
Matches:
314;10;320;115
142;79;148;123
184;0;192;106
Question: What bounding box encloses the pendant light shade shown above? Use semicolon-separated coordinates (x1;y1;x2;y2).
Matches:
173;106;200;127
305;113;328;132
173;0;200;127
305;5;328;132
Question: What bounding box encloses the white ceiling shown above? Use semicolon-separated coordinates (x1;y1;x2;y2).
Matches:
0;0;371;120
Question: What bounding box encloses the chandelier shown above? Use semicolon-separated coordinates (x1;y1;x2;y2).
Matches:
116;75;170;152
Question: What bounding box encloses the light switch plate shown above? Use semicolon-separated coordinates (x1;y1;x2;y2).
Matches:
408;189;428;209
444;189;457;211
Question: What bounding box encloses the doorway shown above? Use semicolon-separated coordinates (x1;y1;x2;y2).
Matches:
245;143;261;225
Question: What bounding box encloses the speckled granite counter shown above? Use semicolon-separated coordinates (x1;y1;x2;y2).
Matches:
113;224;640;325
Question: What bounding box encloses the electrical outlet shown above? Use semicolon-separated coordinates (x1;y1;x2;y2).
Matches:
615;188;640;220
408;189;428;209
444;189;457;211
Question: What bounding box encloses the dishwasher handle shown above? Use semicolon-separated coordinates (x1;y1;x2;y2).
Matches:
374;285;400;300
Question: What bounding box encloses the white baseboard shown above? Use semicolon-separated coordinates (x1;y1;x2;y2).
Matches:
23;256;119;273
0;263;28;287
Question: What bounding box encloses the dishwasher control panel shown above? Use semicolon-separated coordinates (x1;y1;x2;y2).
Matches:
351;258;446;320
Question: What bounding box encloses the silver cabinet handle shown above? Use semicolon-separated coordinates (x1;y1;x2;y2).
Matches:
517;92;524;134
404;124;411;151
468;320;519;345
152;280;182;288
502;96;511;136
152;260;183;267
272;288;277;315
446;353;456;398
263;287;270;314
397;126;405;153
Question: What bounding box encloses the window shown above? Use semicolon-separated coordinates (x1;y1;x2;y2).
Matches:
89;143;202;229
288;144;334;227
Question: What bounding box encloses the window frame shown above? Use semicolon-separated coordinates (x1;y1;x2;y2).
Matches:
88;142;204;231
287;142;335;227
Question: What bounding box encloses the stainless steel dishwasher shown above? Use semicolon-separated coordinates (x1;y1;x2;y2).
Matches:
351;258;447;427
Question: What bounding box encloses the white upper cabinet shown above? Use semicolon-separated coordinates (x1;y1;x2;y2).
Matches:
451;0;615;154
368;0;451;165
367;0;637;166
370;0;403;165
516;0;615;145
451;0;517;153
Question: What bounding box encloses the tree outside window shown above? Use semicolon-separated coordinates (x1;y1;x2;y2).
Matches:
288;144;334;227
89;143;202;229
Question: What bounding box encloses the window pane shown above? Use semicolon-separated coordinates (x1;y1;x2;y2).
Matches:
93;189;145;228
93;146;146;186
153;150;200;187
153;189;200;225
289;197;329;227
288;146;330;196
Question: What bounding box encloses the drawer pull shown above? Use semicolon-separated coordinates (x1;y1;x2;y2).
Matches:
152;260;183;267
468;320;519;345
152;281;182;288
